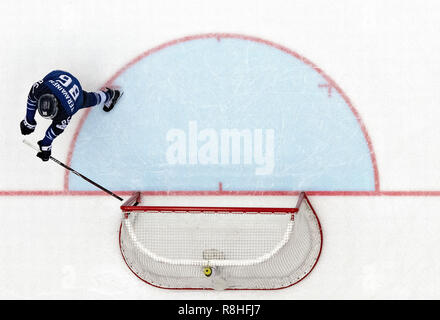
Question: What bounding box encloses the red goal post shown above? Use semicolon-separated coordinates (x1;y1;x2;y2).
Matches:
119;192;322;290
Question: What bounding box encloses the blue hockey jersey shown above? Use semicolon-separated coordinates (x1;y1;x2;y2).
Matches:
42;70;84;116
25;70;84;147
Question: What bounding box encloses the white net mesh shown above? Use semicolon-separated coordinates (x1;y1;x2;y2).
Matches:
119;193;322;290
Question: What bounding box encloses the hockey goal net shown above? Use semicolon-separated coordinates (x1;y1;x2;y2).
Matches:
119;192;322;290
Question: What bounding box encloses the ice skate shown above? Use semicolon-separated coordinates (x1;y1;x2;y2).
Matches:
103;87;123;112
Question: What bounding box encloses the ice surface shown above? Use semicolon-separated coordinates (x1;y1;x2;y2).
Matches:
70;36;375;192
1;0;440;299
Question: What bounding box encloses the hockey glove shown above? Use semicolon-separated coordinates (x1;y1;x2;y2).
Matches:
20;119;36;135
37;140;51;162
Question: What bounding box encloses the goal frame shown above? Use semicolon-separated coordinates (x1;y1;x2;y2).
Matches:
119;191;322;290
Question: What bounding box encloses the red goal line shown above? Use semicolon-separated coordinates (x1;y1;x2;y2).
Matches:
2;190;440;197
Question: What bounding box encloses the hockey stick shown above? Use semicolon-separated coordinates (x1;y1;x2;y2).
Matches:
23;139;123;201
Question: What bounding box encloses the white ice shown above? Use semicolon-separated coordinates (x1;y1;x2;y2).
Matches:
1;0;440;299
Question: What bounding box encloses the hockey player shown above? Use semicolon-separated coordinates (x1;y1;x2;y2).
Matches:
20;70;122;161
